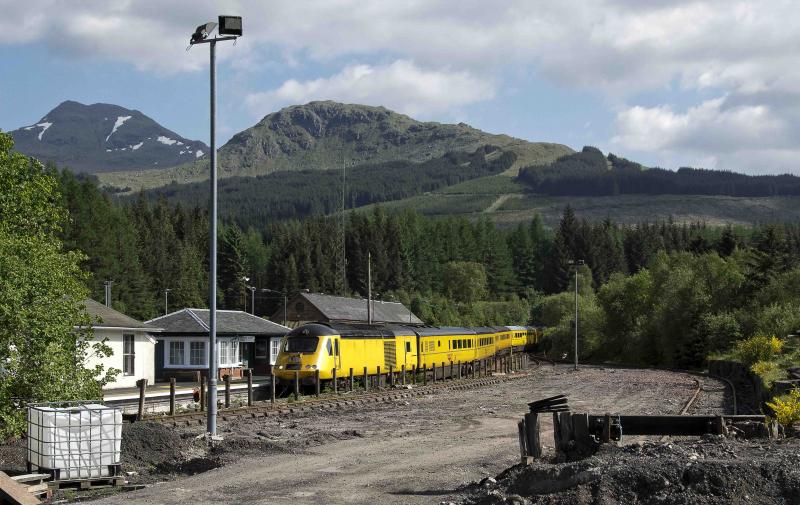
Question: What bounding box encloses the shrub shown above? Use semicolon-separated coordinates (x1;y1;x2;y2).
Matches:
731;334;784;366
749;360;785;387
766;389;800;426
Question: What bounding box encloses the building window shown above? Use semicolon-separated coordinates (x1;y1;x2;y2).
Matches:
255;339;268;358
123;334;135;376
218;340;240;366
190;341;205;366
270;338;281;365
169;341;185;366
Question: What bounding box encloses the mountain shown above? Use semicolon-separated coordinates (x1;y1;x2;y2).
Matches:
10;101;208;173
97;101;573;190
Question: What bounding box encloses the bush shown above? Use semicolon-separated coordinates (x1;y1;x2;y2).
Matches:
730;334;784;366
750;360;785;387
766;389;800;426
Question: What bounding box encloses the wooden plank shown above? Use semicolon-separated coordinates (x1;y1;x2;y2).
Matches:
524;413;541;458
517;420;528;461
0;471;41;505
9;475;48;485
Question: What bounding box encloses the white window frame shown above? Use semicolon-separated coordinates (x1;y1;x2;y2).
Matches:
190;341;206;366
269;338;282;365
218;339;241;368
162;337;241;369
122;333;135;376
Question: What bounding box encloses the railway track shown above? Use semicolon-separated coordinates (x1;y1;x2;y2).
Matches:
149;357;548;427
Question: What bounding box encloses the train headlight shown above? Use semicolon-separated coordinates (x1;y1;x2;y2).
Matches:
305;364;317;370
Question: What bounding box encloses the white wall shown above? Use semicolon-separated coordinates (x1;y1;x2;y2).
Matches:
84;328;156;389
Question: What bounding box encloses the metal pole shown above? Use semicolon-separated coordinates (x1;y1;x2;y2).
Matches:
367;252;372;324
164;289;170;315
283;294;287;326
574;265;579;371
207;39;218;436
251;286;256;315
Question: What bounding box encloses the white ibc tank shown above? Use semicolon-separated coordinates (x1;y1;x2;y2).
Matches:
27;403;122;480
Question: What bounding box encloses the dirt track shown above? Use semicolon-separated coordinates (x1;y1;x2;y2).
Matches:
86;365;727;504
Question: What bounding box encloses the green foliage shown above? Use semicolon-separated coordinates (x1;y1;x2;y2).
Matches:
730;334;784;367
750;361;785;388
441;261;487;303
0;133;114;438
766;389;800;427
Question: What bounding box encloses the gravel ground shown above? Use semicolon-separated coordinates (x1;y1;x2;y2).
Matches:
0;364;734;504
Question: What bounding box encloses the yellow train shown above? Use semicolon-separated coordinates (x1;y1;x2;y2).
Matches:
273;322;540;383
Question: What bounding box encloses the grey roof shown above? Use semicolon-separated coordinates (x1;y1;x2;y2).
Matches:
301;292;423;324
82;299;154;330
147;309;290;336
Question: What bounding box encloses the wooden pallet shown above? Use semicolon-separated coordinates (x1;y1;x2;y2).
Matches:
10;474;52;500
0;471;42;505
47;476;125;491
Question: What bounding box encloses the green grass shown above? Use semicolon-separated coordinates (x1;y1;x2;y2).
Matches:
439;174;526;195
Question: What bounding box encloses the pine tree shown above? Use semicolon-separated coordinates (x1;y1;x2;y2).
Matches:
218;225;248;310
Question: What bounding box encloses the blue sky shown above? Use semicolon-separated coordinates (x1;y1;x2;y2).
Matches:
2;0;799;175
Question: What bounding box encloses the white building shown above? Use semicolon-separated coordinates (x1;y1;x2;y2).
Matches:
81;299;161;389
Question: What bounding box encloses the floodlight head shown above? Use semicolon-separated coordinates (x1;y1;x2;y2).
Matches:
190;21;217;44
218;15;242;36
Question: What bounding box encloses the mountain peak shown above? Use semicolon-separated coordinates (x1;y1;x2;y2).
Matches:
216;101;570;178
10;101;208;173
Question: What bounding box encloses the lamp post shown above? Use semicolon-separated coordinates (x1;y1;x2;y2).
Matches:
262;288;287;326
189;15;242;437
568;259;585;371
164;288;171;315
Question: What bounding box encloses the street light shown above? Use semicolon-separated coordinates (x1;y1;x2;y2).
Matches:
189;15;242;437
568;259;585;371
164;288;171;315
261;288;287;326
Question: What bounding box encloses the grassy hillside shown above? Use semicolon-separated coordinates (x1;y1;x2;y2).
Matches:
363;174;800;227
97;101;572;192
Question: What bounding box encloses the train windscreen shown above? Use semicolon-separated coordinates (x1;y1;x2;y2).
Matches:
284;336;319;353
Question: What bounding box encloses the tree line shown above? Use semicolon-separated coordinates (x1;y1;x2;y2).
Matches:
136;146;516;229
518;146;800;197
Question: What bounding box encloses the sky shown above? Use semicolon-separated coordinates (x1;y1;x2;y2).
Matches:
1;0;799;175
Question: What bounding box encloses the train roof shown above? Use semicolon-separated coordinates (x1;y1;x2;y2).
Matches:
504;325;528;331
286;322;506;339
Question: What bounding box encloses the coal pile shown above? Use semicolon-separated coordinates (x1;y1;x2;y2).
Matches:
463;437;800;505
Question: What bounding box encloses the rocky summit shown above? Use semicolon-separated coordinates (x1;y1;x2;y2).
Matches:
218;101;571;177
10;100;208;173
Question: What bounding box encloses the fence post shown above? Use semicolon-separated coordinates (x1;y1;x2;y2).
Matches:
457;361;462;380
389;364;394;387
270;368;276;404
224;374;231;408
294;371;300;400
200;375;206;412
349;367;354;392
136;378;147;421
377;365;381;389
315;369;320;397
246;369;253;407
425;363;429;385
169;378;176;416
401;364;406;385
363;366;368;392
524;413;541;458
332;368;338;394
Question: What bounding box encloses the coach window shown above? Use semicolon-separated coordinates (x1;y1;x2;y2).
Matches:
405;341;411;353
438;340;441;348
326;339;333;356
335;339;340;356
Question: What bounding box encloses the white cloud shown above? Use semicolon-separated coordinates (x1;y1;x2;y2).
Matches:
5;1;800;172
245;60;494;119
611;97;798;174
